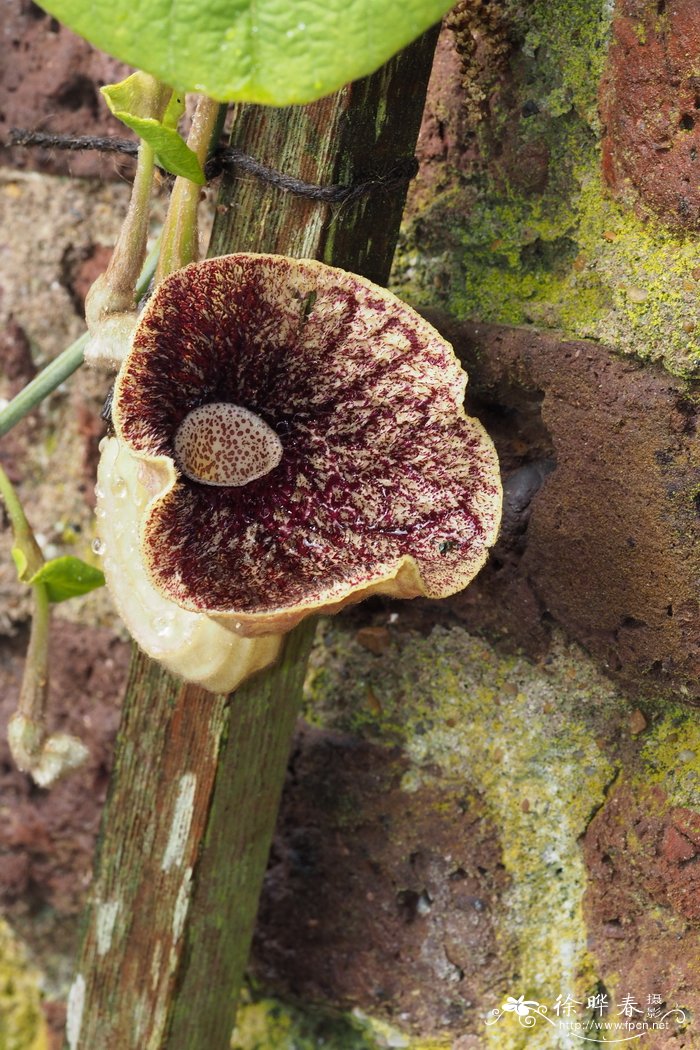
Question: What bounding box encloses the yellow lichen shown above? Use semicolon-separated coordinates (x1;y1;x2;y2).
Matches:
393;0;700;376
0;918;48;1050
637;708;700;808
304;627;629;1048
231;989;451;1049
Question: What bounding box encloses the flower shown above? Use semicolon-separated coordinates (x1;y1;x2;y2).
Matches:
96;435;282;692
503;996;537;1017
97;253;501;685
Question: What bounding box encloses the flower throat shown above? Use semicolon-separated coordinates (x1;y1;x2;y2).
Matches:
173;402;283;487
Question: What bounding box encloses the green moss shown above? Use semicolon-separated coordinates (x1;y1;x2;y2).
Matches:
304;627;632;1049
517;0;611;124
0;919;48;1050
231;990;451;1049
393;0;700;376
441;166;700;375
637;707;700;808
232;996;372;1049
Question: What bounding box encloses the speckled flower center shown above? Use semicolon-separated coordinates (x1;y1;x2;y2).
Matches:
173;402;283;487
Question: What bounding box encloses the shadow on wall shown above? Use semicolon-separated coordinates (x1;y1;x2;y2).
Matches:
425;313;700;704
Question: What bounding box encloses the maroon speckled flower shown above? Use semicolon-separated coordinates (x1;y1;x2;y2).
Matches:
111;253;501;636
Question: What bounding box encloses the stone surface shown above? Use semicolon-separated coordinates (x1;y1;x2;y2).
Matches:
289;623;631;1046
583;772;700;1046
394;5;700;376
601;0;700;229
0;916;47;1050
0;621;129;987
425;316;700;704
252;723;509;1035
0;0;133;179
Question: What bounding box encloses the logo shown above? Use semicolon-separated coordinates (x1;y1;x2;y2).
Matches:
485;991;689;1044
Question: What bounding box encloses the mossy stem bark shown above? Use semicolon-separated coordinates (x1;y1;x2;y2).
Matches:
69;28;440;1050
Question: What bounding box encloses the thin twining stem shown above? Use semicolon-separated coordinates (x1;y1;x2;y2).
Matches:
0;239;160;440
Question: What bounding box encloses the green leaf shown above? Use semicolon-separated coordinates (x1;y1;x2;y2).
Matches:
101;72;163;121
36;0;452;106
29;556;106;603
11;546;29;581
102;75;205;184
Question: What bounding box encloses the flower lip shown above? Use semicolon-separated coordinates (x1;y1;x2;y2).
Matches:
173;402;283;487
112;253;502;636
95;435;283;691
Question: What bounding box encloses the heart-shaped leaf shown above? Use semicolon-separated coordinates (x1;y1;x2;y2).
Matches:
37;0;452;105
102;75;205;183
30;556;106;603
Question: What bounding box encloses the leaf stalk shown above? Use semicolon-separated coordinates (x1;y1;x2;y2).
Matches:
97;76;170;310
0;457;90;785
155;96;226;282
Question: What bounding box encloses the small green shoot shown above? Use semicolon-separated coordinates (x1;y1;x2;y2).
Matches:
29;557;105;604
102;74;205;184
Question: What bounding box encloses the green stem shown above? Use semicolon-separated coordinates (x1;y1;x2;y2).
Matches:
162;92;186;130
135;235;163;302
103;139;158;309
0;462;43;578
0;334;87;440
98;76;169;310
18;582;51;725
0;243;160;440
155;96;225;283
0;463;50;752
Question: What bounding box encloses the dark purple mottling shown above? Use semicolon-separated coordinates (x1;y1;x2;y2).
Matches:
114;254;501;629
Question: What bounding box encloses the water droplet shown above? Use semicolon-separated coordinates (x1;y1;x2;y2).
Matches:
153;613;175;638
92;539;106;557
95;484;105;500
111;476;127;498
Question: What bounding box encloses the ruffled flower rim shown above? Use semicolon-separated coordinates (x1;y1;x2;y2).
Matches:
111;253;502;637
